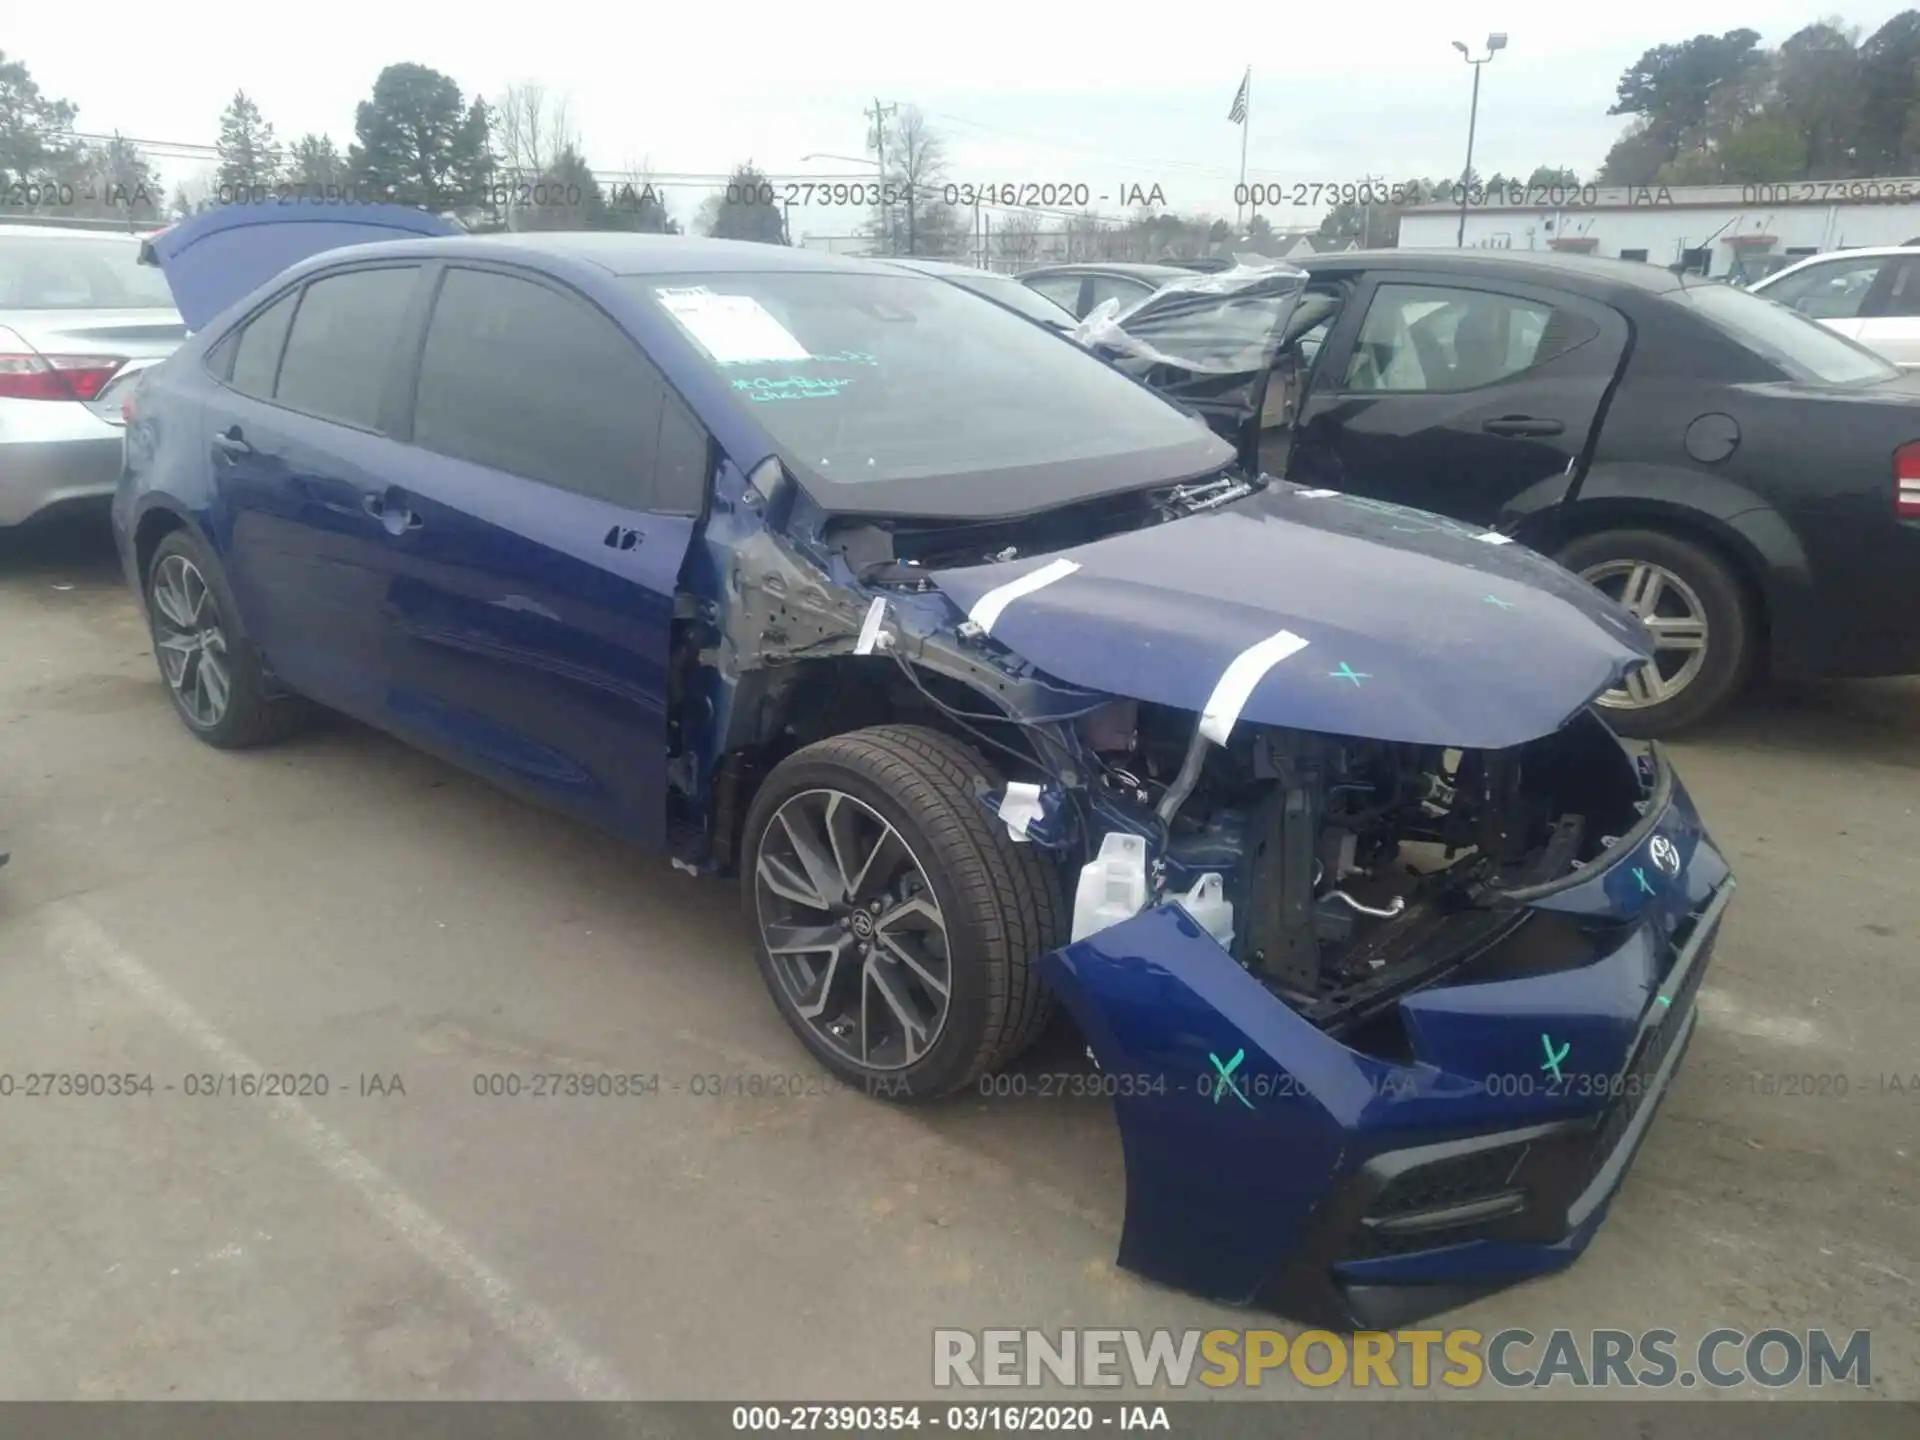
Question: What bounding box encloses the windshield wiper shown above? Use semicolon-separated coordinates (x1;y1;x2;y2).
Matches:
1163;472;1257;514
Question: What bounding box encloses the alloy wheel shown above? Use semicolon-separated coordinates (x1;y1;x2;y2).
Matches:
1580;559;1710;711
753;788;952;1072
149;554;232;728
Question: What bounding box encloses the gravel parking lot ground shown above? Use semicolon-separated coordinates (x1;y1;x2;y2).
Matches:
1;517;1914;1407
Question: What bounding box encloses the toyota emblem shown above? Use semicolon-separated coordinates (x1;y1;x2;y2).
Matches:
1648;835;1682;878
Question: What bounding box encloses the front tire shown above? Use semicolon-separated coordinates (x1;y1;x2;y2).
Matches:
1560;527;1755;738
145;530;309;749
741;725;1064;1100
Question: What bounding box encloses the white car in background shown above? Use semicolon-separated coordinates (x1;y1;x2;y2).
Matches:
1749;244;1920;368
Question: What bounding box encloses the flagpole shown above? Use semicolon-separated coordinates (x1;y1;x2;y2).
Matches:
1237;68;1251;233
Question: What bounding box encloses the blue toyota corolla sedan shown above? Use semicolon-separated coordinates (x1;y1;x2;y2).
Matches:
117;202;1734;1328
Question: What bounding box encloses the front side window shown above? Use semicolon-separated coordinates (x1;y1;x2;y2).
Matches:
1760;256;1887;320
634;269;1229;517
1343;284;1558;392
1869;256;1920;319
274;267;420;429
412;267;668;507
1024;274;1084;314
1085;274;1156;315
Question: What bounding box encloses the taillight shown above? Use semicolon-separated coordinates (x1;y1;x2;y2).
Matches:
1898;442;1920;519
0;352;127;402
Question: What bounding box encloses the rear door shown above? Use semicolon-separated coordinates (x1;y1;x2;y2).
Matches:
369;262;705;847
1287;273;1629;525
200;262;428;717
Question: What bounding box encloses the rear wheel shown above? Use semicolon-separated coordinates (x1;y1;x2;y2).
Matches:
1559;527;1755;737
741;725;1063;1100
145;530;309;749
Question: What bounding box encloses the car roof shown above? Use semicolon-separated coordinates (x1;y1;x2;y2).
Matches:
1019;261;1190;281
320;231;900;277
1291;247;1696;298
1752;245;1920;281
880;256;1014;279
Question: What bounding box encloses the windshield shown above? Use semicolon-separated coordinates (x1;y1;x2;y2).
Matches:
1673;281;1898;385
635;269;1230;518
0;234;179;310
943;270;1074;327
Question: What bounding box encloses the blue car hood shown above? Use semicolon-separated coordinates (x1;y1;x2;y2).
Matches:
928;484;1653;750
137;201;461;330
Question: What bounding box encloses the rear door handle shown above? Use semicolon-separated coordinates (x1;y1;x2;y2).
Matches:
1482;416;1565;438
363;492;425;533
211;427;253;459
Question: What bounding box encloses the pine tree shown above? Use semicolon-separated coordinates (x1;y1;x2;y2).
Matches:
216;90;281;193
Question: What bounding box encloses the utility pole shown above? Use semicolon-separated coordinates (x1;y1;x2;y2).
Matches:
865;97;898;253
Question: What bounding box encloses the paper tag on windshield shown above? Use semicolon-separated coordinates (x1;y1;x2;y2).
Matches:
655;288;810;364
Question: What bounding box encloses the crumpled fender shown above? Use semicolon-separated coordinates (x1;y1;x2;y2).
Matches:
1035;767;1730;1313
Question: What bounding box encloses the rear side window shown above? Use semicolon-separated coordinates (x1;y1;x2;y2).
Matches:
227;291;299;399
1678;282;1898;385
411;267;671;508
275;266;420;429
1342;283;1587;392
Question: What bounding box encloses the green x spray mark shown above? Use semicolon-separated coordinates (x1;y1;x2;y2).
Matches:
1208;1049;1255;1109
1329;663;1371;686
1483;594;1515;609
1633;866;1656;895
1540;1033;1571;1083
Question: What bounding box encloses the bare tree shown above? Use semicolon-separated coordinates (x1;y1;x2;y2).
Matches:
994;209;1041;266
867;105;962;255
491;82;578;185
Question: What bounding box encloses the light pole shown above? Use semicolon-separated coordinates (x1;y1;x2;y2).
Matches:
1452;33;1507;247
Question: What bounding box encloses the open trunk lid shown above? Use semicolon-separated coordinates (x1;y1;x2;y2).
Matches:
137;201;462;331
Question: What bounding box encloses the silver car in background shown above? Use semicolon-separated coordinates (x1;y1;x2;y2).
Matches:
1;222;186;527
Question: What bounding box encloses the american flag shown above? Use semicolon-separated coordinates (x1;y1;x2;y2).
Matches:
1228;68;1250;125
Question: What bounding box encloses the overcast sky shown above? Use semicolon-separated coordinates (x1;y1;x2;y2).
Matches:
12;3;1918;237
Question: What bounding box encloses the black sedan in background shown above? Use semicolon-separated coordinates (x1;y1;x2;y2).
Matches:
1069;250;1920;736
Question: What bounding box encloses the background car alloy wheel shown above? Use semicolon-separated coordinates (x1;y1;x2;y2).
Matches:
1558;527;1755;738
754;787;953;1072
150;552;232;728
1579;558;1710;711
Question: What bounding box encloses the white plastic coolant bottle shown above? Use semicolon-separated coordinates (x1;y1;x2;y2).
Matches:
1071;832;1151;943
1173;872;1235;951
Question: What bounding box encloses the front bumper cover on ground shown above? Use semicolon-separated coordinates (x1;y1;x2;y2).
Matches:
1036;752;1733;1328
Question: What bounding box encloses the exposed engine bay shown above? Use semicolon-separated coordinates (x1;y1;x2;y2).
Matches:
1049;698;1651;1031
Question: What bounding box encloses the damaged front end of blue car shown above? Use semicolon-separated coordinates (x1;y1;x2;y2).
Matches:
1036;730;1732;1330
696;454;1734;1330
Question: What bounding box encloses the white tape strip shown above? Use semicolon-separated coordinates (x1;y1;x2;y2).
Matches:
968;557;1081;635
854;596;888;655
998;781;1044;842
1476;531;1514;545
1199;629;1311;746
1293;488;1339;498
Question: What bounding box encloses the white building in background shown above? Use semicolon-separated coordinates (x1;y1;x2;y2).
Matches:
1396;179;1920;283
